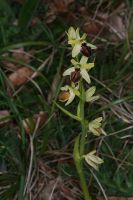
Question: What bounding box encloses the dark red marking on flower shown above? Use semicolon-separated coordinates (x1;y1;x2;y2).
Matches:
95;128;102;134
81;43;92;57
70;69;81;83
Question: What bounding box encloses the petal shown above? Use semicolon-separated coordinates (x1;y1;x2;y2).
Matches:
87;43;97;49
101;129;107;136
89;119;101;128
89;126;100;136
80;56;88;64
86;86;96;99
89;155;103;164
84;157;98;170
68;39;77;45
81;33;87;40
88;150;96;155
80;69;91;84
76;28;80;39
72;44;81;57
94;117;103;123
90;122;100;128
67;27;76;39
68;39;80;45
71;83;80;96
71;59;79;66
63;67;75;76
82;63;95;70
65;89;75;106
84;151;103;170
60;85;69;91
73;89;80;96
87;95;99;102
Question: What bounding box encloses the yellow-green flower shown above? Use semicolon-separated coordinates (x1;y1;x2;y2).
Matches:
63;56;94;84
88;117;106;136
83;150;103;170
59;83;80;106
85;86;99;102
67;27;97;57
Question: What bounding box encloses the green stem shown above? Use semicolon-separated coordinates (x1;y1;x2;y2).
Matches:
74;136;92;200
79;81;86;156
78;163;92;200
73;81;92;200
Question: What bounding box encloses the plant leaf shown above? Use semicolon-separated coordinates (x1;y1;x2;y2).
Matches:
19;0;41;30
54;102;81;121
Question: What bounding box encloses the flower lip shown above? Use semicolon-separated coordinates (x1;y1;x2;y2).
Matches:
59;91;70;102
81;43;92;57
59;83;80;106
70;69;81;83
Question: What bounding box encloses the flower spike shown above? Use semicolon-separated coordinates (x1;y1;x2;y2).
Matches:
57;26;106;200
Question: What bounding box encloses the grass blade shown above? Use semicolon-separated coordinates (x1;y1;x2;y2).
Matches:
19;0;40;30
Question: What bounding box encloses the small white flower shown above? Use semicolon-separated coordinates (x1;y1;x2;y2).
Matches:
67;27;96;57
59;83;80;106
63;56;94;84
85;86;99;102
84;150;103;170
89;117;106;136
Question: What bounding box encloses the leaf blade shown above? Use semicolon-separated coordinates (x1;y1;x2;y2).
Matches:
18;0;41;30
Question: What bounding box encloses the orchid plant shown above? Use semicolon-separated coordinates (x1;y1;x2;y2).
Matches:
56;27;105;200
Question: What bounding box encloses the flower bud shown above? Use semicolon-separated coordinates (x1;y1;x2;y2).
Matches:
70;69;81;83
81;43;92;57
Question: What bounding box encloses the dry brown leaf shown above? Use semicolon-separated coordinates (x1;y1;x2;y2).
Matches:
44;0;75;23
51;0;74;13
60;186;75;199
0;110;10;125
38;177;76;200
81;3;127;41
3;48;34;70
11;48;33;63
22;111;48;134
83;12;126;40
53;0;68;13
107;13;127;40
53;0;74;13
83;18;102;36
39;179;58;200
2;61;19;70
8;67;34;87
47;67;61;104
33;111;48;125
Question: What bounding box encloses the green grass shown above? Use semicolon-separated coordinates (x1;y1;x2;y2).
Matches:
0;0;133;199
